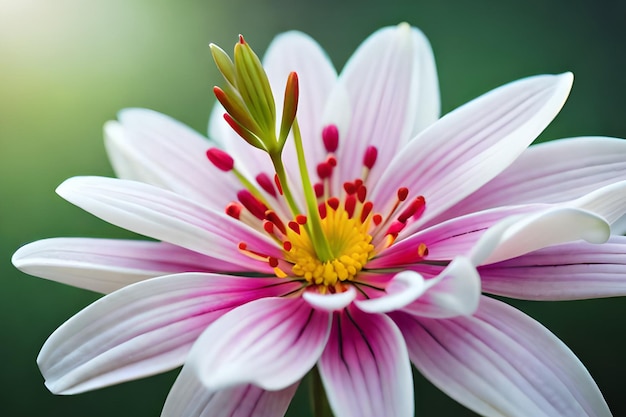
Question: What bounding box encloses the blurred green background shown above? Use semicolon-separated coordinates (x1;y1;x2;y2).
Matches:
2;0;626;415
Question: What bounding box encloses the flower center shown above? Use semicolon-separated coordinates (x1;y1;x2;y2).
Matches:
284;197;375;289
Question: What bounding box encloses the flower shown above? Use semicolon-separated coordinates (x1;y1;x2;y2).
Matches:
12;22;626;417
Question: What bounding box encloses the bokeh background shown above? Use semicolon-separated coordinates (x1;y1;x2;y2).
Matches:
2;0;626;415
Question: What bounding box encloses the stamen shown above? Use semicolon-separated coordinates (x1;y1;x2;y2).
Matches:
225;202;242;219
288;221;301;234
296;214;308;225
343;181;356;195
265;210;287;234
317;162;333;179
256;173;277;197
345;195;356;219
360;201;373;223
283;241;293;251
397;187;409;202
417;243;429;258
237;189;268;220
206;148;235;171
363;146;378;169
314;183;325;198
318;203;327;219
322;124;339;153
327;197;340;211
356;185;367;203
397;196;426;223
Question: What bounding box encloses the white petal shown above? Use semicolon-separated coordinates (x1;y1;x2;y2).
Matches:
56;176;278;270
11;237;241;294
401;256;481;318
190;297;330;391
371;73;573;232
481;236;626;300
570;180;626;227
105;109;240;209
39;273;297;394
433;136;626;223
395;297;611;417
162;366;297;417
472;207;610;266
333;23;440;186
355;270;427;313
303;286;357;311
319;308;413;417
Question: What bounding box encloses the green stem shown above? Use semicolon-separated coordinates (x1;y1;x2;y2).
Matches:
309;367;334;417
270;152;301;217
291;118;334;261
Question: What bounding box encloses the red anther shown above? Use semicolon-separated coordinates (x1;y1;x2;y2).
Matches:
397;196;425;223
360;201;373;223
288;221;300;234
283;241;293;251
268;257;279;267
412;196;426;220
343;181;356;195
372;213;383;226
357;185;367;203
387;220;406;235
225;202;242;219
256;173;277;197
327;197;340;211
239;34;246;44
237;190;268;220
417;243;429;258
206;148;234;172
327;156;337;167
363;146;378;169
318;202;327;219
265;210;287;235
354;179;363;189
345;195;356;219
322;124;339;153
317;162;333;179
296;214;308;225
397;187;409;202
274;174;283;195
238;242;248;250
314;182;325;198
263;220;274;234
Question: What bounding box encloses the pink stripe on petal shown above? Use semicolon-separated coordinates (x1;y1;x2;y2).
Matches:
162;366;298;417
319;308;413;417
433;136;626;224
371;73;573;231
189;297;330;391
334;24;431;186
56;176;278;271
481;235;626;300
39;273;297;394
12;237;245;294
105;109;241;210
394;297;611;417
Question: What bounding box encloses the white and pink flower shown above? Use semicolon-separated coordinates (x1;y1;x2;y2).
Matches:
13;23;626;417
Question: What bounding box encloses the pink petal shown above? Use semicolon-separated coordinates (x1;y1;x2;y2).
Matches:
189;297;330;391
105;109;240;209
481;235;626;300
371;73;573;232
162;366;297;417
318;307;413;417
369;204;540;269
333;23;439;186
394;297;611;417
38;273;297;394
434;136;626;223
56;176;278;271
400;257;481;318
11;237;244;294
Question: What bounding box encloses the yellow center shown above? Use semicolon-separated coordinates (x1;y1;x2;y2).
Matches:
284;205;374;290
